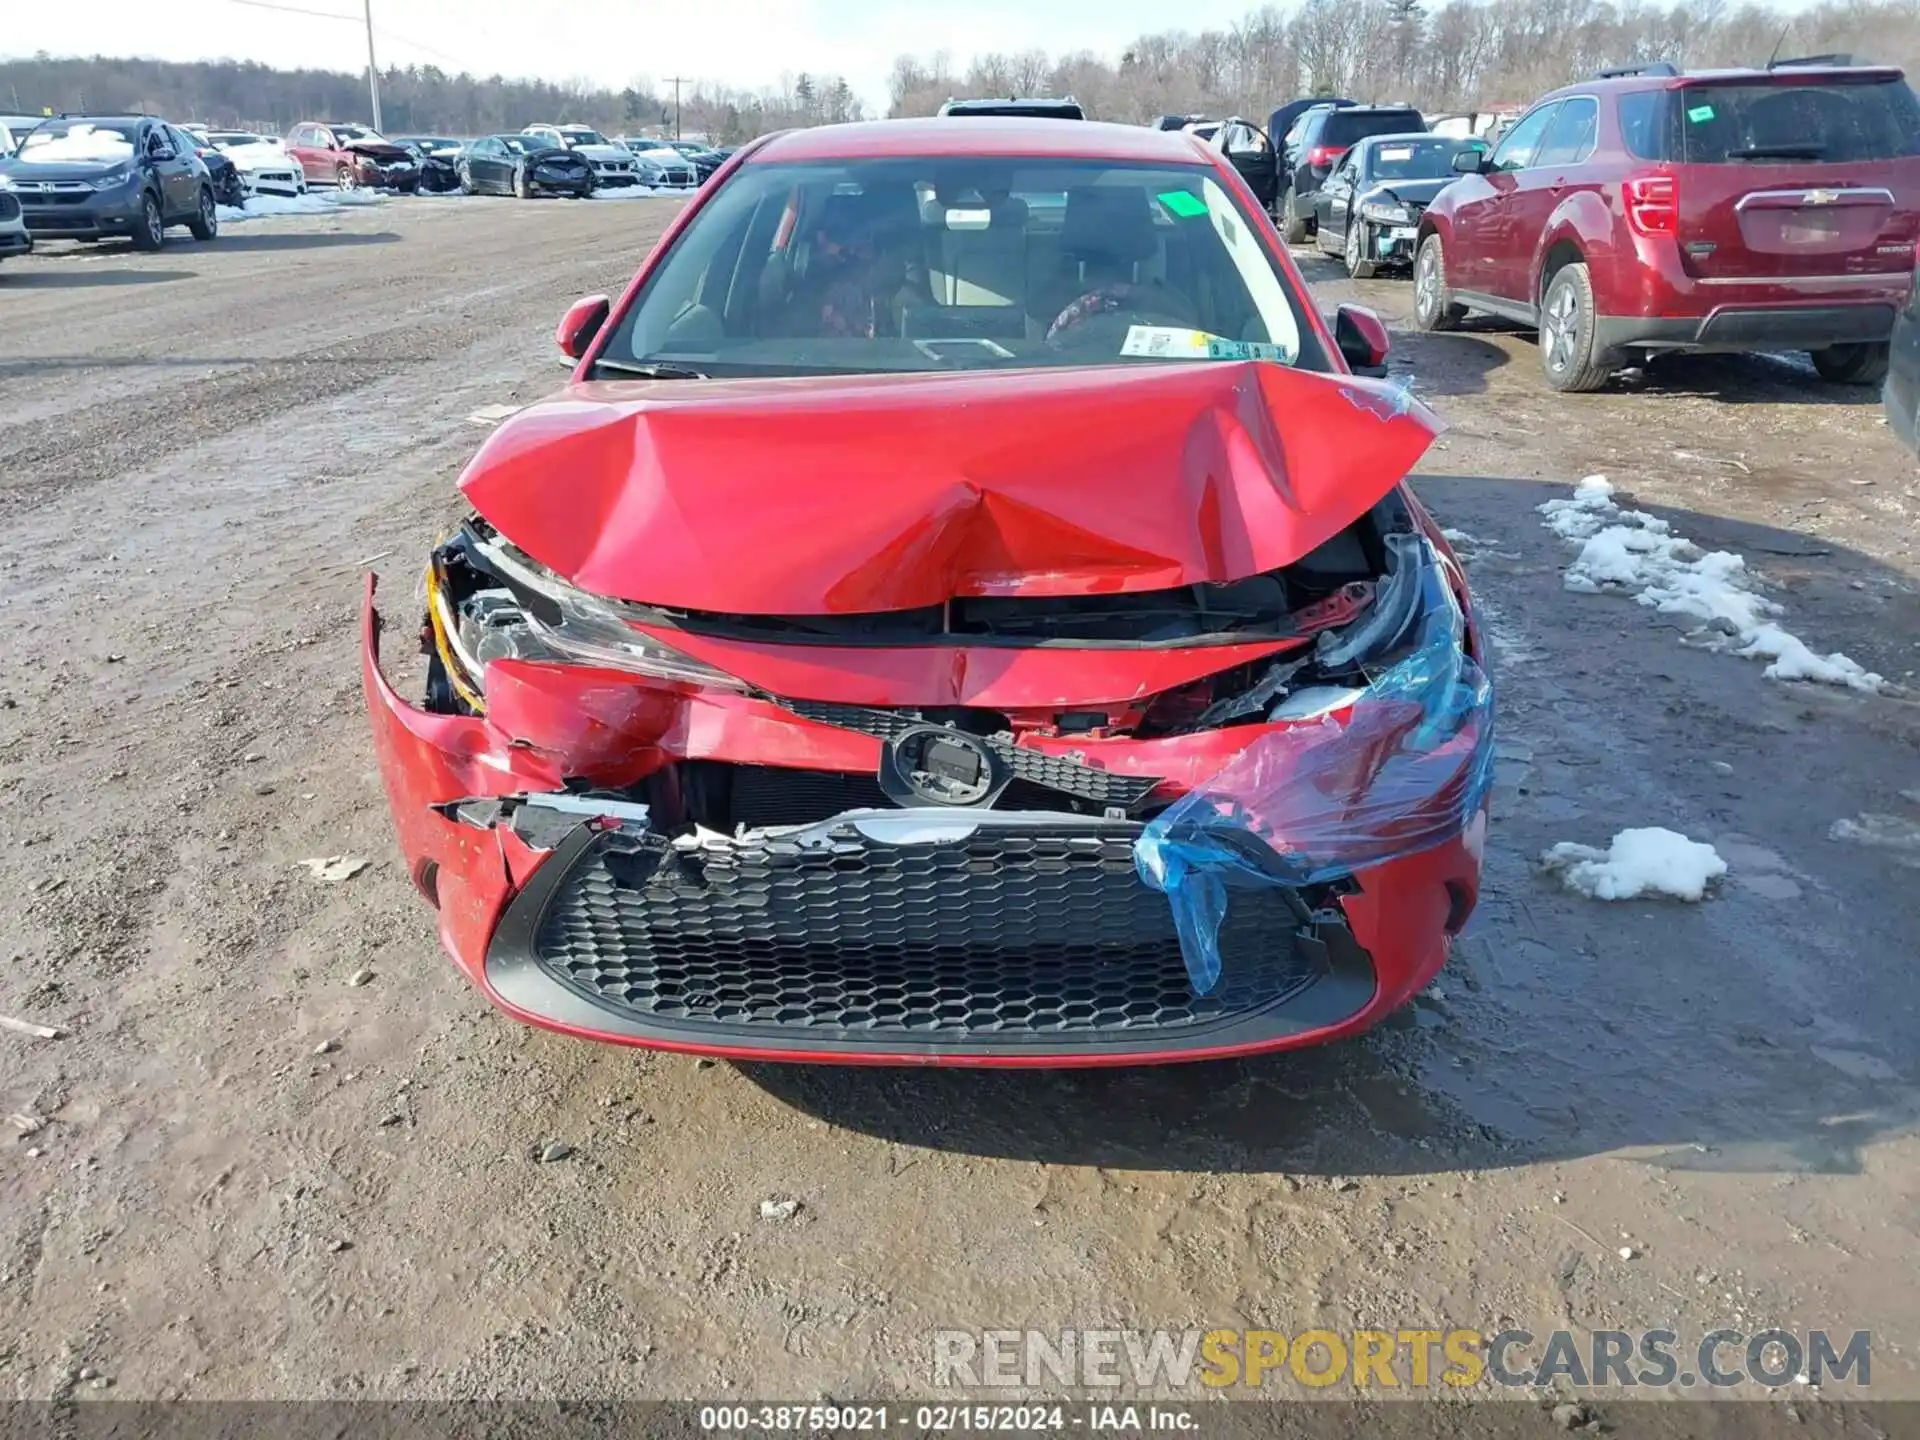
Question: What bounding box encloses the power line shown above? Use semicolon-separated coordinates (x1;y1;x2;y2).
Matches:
226;0;360;21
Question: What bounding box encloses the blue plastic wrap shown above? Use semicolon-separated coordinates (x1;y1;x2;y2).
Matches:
1133;536;1494;994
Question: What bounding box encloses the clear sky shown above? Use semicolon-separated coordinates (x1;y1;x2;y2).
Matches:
3;0;1282;113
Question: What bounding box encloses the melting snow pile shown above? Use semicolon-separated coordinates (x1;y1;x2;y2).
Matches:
1537;476;1884;693
216;191;383;222
1543;827;1728;901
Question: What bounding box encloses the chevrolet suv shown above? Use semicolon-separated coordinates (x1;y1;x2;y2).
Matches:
1413;60;1920;391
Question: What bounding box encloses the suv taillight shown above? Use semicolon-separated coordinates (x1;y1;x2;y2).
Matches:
1307;144;1346;169
1623;173;1677;237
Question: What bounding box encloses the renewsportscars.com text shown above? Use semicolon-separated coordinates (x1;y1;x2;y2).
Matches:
932;1328;1871;1390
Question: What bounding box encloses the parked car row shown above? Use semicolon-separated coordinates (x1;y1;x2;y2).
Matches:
1180;60;1919;401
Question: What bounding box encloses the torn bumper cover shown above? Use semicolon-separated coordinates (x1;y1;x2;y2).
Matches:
361;545;1487;1067
1135;539;1495;995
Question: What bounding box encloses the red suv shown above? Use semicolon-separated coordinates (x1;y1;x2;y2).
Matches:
1412;61;1920;391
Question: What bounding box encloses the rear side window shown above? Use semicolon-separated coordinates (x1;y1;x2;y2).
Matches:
1534;97;1599;165
1626;81;1920;163
1324;111;1424;146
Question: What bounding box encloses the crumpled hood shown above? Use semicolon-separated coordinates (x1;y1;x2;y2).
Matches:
459;361;1440;615
1363;178;1451;210
347;140;414;162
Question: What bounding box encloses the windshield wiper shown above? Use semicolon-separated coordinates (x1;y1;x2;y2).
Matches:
591;359;710;380
1726;144;1827;160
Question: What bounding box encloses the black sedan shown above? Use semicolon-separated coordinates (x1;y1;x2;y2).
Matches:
457;135;593;197
660;139;726;180
1312;133;1485;278
1888;261;1919;460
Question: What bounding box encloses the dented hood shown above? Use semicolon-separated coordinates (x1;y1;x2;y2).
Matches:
458;362;1440;614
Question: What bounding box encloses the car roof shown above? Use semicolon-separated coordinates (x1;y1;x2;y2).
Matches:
753;117;1208;165
1543;62;1904;96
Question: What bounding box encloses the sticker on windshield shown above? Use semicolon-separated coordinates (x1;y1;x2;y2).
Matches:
1687;104;1716;123
1120;326;1217;358
1207;338;1290;362
1377;145;1415;161
1156;189;1208;218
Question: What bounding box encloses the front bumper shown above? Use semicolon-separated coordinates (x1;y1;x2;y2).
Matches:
0;215;28;256
19;188;146;238
362;578;1482;1066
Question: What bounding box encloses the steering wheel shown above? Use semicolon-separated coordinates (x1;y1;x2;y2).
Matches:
1045;285;1192;347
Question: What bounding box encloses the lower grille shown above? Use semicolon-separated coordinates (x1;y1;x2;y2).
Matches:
519;818;1324;1047
0;194;19;221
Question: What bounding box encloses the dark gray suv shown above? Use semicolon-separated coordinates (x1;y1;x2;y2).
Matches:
0;116;218;250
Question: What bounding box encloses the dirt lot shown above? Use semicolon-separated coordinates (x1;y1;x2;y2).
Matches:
1;197;1917;1424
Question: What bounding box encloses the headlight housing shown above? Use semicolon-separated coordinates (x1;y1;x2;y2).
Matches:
426;523;749;713
1359;200;1413;225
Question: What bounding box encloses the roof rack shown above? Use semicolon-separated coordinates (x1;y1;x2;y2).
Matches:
1593;62;1679;79
1769;52;1856;69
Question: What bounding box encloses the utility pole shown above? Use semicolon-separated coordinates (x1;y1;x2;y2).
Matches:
363;0;383;131
665;76;689;138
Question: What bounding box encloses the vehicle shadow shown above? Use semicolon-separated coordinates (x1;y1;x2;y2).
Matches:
739;475;1920;1182
193;231;401;252
1;267;198;288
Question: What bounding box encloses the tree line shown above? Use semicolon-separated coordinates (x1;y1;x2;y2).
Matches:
3;0;1916;145
0;53;865;144
887;0;1920;122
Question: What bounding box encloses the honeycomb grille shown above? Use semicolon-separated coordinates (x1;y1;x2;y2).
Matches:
529;822;1321;1044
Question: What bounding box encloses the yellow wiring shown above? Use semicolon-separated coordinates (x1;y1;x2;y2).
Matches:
425;558;488;715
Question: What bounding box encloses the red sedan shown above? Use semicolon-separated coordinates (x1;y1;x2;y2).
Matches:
363;117;1495;1066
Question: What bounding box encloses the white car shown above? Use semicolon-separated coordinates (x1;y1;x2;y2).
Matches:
0;114;45;158
206;131;308;198
519;123;639;188
0;174;30;266
614;138;699;189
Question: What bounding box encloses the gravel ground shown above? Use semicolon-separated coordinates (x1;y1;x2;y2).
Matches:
0;196;1917;1427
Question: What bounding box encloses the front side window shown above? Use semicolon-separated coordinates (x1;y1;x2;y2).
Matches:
596;156;1324;379
1489;103;1561;171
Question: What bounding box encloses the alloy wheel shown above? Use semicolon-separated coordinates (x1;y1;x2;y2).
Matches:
1543;283;1580;374
1415;247;1439;319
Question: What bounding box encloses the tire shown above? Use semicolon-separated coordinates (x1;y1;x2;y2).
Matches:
458;163;475;195
1345;220;1376;280
131;192;165;252
1281;188;1307;245
1539;262;1614;393
187;186;218;241
335;165;357;192
514;166;531;199
1412;233;1465;332
1809;342;1890;386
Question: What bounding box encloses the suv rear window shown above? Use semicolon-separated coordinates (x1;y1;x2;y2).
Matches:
1619;79;1920;163
1322;109;1425;146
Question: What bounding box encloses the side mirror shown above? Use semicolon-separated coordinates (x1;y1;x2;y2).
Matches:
1451;147;1489;175
556;294;611;361
1334;303;1390;375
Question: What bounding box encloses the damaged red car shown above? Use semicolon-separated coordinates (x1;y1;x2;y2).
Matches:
363;118;1495;1067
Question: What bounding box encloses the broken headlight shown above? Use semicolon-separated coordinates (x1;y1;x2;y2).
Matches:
426;525;749;712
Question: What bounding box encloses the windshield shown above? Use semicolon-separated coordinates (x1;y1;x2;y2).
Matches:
1366;136;1478;180
334;125;386;144
561;128;609;145
210;132;265;147
19;121;137;162
597;156;1320;380
504;137;556;154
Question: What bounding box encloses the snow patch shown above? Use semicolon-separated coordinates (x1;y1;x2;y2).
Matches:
216;191;383;222
1542;827;1728;902
16;125;135;163
1537;475;1884;693
466;403;523;426
591;184;685;201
